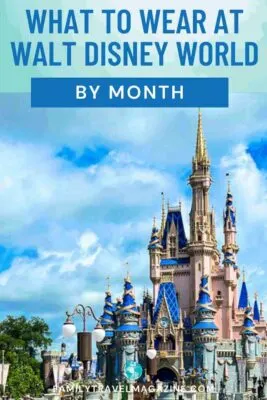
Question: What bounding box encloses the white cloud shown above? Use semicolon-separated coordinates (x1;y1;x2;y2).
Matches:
219;144;267;307
0;140;175;250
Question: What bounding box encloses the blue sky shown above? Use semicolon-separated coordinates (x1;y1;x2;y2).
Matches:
0;93;267;351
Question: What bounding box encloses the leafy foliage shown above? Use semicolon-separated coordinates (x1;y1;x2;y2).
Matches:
6;365;44;399
0;315;52;398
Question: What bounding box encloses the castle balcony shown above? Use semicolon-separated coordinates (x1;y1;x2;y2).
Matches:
157;350;177;358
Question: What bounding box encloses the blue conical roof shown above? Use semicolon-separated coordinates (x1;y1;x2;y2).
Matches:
224;189;236;227
241;306;258;335
193;275;218;332
118;276;140;316
238;280;248;309
100;291;115;326
115;297;122;312
196;276;213;310
253;298;260;322
148;224;161;250
116;276;141;333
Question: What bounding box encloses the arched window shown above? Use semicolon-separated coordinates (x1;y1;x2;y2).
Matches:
169;235;176;258
155;335;175;351
166;335;175;350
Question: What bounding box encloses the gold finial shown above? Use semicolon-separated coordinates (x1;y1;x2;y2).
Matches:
106;276;111;293
153;216;156;229
178;200;182;211
195;109;209;164
254;292;258;300
160;192;166;235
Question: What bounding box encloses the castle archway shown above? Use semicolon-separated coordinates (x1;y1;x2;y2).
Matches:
156;367;178;383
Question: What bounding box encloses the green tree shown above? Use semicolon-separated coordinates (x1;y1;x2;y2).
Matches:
0;315;52;398
6;365;44;400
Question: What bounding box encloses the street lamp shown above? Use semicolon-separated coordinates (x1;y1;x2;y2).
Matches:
146;342;157;382
62;304;105;379
146;347;157;360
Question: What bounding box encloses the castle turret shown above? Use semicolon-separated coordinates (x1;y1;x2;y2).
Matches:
189;110;213;244
238;272;249;310
253;293;260;322
148;217;162;302
241;306;259;372
192;275;218;341
188;110;218;310
115;275;142;382
222;181;239;262
192;275;218;384
97;287;115;383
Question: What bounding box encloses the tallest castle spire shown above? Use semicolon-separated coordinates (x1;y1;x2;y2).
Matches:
194;109;210;169
188;111;217;310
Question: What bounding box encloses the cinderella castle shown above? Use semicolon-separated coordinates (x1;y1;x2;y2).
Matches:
96;112;267;399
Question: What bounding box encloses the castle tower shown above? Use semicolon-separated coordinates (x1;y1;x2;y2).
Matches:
97;287;115;383
192;275;218;384
241;306;259;373
148;217;162;302
253;293;260;322
222;181;239;263
188;110;218;310
115;275;142;382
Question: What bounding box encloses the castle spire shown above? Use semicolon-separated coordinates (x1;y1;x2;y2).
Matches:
188;111;215;310
148;217;161;250
100;285;115;328
238;271;249;309
195;109;209;165
116;276;141;333
222;174;239;262
241;305;258;336
160;192;166;236
253;293;260;322
192;275;218;341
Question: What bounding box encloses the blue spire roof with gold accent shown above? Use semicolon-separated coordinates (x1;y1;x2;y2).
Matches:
148;220;161;250
118;276;140;316
238;274;249;309
242;306;258;336
100;291;115;326
224;186;236;227
116;275;141;332
195;276;213;310
192;275;218;331
253;295;260;322
153;281;180;324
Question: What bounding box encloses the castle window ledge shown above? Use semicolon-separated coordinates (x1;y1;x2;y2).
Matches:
157;350;177;358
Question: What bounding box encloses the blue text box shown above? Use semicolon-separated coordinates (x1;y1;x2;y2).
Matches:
31;77;228;108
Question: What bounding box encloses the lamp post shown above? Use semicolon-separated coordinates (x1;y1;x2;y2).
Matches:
146;341;157;391
62;304;105;380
